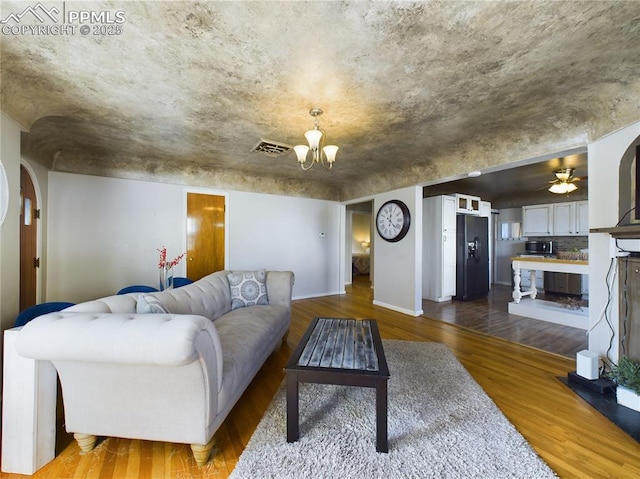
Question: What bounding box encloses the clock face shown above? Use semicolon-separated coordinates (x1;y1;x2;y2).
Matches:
376;200;411;242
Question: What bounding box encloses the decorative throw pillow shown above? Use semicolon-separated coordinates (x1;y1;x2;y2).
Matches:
227;270;269;310
136;294;169;314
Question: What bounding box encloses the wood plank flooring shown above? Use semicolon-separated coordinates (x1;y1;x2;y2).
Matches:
420;282;588;358
5;280;639;478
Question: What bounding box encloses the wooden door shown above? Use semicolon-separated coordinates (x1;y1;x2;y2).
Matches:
186;193;225;280
20;166;38;311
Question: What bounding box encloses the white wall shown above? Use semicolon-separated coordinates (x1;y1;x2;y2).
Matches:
0;115;22;328
494;208;526;285
0;113;23;387
372;186;423;316
226;191;341;298
47;173;186;301
587;120;640;362
46;173;341;303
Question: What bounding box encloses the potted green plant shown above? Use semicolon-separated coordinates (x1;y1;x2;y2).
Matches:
611;356;640;412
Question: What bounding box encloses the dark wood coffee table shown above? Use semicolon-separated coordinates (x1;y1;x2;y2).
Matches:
284;317;390;452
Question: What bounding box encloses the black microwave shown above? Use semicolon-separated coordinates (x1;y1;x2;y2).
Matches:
525;240;554;255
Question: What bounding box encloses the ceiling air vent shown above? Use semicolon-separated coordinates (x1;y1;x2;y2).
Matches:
251;139;293;157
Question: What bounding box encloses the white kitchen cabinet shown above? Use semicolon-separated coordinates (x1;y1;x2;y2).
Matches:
553;201;589;236
423;195;457;301
442;197;457;297
455;193;480;215
479;201;492;218
553;202;575;235
522;204;553;236
576;201;589;235
523;201;588;236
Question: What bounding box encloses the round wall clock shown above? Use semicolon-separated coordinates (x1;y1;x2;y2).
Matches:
376;199;411;242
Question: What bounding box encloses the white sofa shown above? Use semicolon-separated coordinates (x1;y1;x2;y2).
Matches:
16;269;294;466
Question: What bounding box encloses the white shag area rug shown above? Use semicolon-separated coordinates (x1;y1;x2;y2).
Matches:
230;340;556;479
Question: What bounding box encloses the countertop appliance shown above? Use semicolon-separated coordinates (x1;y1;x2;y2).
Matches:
525;240;554;255
454;215;489;301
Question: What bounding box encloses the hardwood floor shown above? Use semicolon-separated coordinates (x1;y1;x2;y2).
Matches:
420;281;588;358
7;281;639;478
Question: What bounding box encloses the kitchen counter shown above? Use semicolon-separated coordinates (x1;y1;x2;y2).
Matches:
510;256;588;274
509;256;589;330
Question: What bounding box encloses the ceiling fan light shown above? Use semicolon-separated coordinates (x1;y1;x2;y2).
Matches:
549;182;577;194
548;183;563;194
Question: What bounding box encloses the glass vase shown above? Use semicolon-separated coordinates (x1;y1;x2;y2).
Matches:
159;266;174;291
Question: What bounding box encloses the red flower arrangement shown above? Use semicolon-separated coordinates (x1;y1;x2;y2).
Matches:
157;246;185;269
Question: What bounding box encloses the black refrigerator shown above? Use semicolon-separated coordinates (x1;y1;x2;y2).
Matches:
454;215;489;301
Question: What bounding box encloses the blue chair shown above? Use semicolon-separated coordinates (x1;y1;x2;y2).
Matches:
14;302;75;328
173;277;194;288
117;285;159;295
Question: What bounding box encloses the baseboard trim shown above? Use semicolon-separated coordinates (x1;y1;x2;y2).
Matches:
373;300;423;317
293;290;345;300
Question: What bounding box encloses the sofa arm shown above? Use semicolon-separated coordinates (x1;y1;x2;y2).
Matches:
266;271;295;307
62;294;138;314
16;313;223;369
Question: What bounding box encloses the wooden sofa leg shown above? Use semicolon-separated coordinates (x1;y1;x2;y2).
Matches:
191;436;216;466
281;330;289;345
74;433;97;453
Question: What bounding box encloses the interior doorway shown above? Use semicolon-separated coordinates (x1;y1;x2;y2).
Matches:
20;165;38;311
186;193;226;280
346;201;373;287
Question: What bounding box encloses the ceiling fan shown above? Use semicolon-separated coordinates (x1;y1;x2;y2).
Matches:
547;168;582;194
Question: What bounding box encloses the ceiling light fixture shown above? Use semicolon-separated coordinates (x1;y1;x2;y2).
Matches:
548;181;578;194
293;108;338;170
548;168;579;194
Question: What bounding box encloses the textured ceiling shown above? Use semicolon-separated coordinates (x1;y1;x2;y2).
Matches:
1;1;639;201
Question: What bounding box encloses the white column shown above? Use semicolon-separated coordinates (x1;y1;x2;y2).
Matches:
1;328;57;474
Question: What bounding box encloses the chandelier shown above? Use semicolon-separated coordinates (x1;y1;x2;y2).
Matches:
293;108;338;170
548;168;579;194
